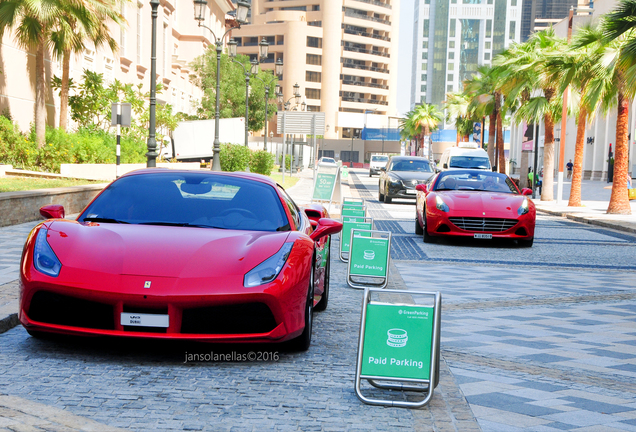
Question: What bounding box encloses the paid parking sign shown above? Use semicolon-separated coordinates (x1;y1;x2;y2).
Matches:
339;217;373;262
342;206;366;217
360;304;434;380
349;235;388;277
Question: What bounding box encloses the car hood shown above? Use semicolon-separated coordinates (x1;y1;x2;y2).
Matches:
388;171;434;183
437;191;530;217
44;220;291;278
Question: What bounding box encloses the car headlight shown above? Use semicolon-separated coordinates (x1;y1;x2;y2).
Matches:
435;195;449;212
33;228;62;277
244;243;293;287
518;198;529;216
389;178;402;186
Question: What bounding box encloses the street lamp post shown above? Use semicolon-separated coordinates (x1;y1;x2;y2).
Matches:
227;38;253;147
147;0;160;167
192;0;250;171
277;84;301;181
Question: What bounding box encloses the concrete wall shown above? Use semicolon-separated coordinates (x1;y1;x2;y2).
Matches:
0;185;106;227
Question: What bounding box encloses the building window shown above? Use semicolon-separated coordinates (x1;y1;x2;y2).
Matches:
421;84;426;91
511;0;517;5
486;20;492;38
449;41;455;48
447;85;453;92
306;54;322;65
449;19;456;38
312;4;320;11
448;52;454;59
422;41;428;49
485;52;491;60
448;63;454;71
306;88;321;99
487;0;493;3
137;2;142;64
306;71;321;82
422;62;427;69
421;74;427;80
485;41;491;49
422;52;428;60
423;19;429;36
447;74;453;81
509;21;516;38
307;36;322;48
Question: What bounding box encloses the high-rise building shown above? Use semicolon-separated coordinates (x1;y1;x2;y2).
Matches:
410;0;522;117
232;0;400;139
520;0;579;42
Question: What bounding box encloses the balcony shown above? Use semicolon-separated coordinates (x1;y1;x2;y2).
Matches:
352;0;392;9
342;62;389;74
343;27;390;42
341;96;388;105
343;45;390;58
341;79;389;89
344;10;391;26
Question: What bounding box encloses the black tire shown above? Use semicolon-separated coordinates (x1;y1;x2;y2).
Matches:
378;183;384;202
423;214;435;243
518;238;534;247
415;216;423;235
384;188;392;204
288;262;315;351
369;171;372;177
315;241;330;312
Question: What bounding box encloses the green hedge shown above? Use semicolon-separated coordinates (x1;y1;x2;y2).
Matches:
250;150;275;175
0;117;147;173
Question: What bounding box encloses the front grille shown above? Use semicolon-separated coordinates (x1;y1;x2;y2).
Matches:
449;217;518;232
181;303;277;334
28;291;115;330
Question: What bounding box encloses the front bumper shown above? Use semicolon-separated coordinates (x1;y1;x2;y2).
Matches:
426;211;535;240
386;184;418;199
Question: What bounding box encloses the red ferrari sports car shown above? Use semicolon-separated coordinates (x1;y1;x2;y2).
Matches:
19;169;342;350
415;169;536;247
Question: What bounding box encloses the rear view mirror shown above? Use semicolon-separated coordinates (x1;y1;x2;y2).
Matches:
40;205;65;219
415;184;427;193
310;218;343;241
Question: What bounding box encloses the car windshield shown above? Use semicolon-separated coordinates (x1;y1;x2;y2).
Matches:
389;159;433;172
321;158;336;164
372;156;388;162
79;173;290;231
434;172;517;193
448;156;490;169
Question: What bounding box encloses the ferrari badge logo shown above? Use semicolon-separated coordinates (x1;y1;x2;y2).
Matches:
144;281;151;289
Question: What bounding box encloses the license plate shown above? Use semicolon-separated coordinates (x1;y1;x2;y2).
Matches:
121;312;169;328
405;189;416;194
474;233;492;239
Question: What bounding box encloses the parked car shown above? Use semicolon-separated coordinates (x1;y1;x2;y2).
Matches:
378;156;435;203
438;144;491;171
318;157;338;167
415;169;535;246
19;169;342;351
369;154;389;177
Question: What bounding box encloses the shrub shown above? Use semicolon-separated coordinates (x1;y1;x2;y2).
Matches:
278;154;291;171
250;150;275;175
0;116;35;169
219;143;251;172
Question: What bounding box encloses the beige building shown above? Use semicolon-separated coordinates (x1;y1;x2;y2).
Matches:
0;0;235;133
232;0;401;145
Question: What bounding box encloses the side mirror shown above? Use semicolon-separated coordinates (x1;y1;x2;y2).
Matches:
415;184;427;193
40;205;65;219
380;167;386;172
521;188;533;196
443;163;448;169
310;218;343;241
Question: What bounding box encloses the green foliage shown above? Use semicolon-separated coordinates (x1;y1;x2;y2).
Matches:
190;51;278;132
250;150;275;175
219;143;252;172
279;154;291;171
0;117;146;173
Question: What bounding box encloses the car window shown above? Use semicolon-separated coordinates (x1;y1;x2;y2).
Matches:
79;173;290;231
448;156;490;169
389;159;433;172
277;186;301;231
434;172;516;193
371;156;389;162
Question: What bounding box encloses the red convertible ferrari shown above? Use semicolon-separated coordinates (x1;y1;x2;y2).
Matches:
415;170;536;247
19;169;342;350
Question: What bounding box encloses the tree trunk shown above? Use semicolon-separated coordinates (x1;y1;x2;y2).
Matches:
487;111;496;164
497;112;505;174
568;107;587;207
607;92;631;214
541;113;555;201
60;48;71;131
35;40;47;148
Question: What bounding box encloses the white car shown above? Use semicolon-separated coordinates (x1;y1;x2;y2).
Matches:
369;154;389;177
318;157;338;167
438;144;491;171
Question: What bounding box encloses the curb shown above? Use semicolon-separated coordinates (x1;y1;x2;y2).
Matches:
536;207;636;235
0;311;18;334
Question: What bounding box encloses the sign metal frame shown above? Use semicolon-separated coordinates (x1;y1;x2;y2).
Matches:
355;288;442;409
339;216;374;262
347;229;391;290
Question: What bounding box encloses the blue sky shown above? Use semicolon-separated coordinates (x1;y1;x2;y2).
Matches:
397;0;415;116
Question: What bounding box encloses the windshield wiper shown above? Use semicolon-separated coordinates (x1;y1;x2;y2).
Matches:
83;217;130;224
138;221;227;229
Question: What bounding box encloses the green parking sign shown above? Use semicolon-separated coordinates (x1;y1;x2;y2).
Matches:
347;229;391;289
343;198;364;206
339;217;373;262
360;304;434;380
342;206;366;217
313;172;337;201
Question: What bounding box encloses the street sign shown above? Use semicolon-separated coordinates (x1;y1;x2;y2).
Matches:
111;103;132;127
347;229;391;289
339;216;373;262
311;165;341;204
355;288;442;409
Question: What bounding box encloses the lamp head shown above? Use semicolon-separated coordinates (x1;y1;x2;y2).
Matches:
193;0;207;23
235;0;250;24
259;38;269;61
275;58;283;76
227;38;238;58
250;59;259;75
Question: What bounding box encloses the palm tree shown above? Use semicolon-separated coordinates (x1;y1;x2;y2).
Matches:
0;0;94;147
399;103;443;157
51;0;123;131
443;92;474;144
595;0;636;214
464;66;498;164
495;29;566;200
